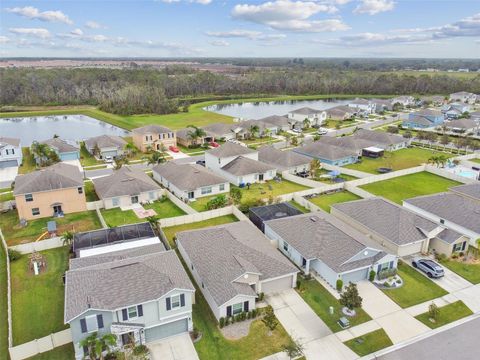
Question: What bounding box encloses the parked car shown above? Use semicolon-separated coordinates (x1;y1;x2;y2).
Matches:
209;141;219;148
412;258;444;278
104;156;113;164
292;128;302;134
317;128;328;135
169;146;179;153
195;160;206;166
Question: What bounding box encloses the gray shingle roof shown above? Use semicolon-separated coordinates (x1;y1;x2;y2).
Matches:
41;138;79;153
93;167;160;199
353;129;406;146
202;123;235;138
413;109;443;116
85;135;127;150
0;137;20;147
258;146;310;171
436;228;465;244
293;141;357;161
332;198;438;246
132;125;174;135
176;221;298;306
220;156;275;176
14;163;83;195
289;107;321;115
257;115;290;128
206;142;255;158
446;119;478;129
65;249;194;322
153;162;227;191
450;183;480;201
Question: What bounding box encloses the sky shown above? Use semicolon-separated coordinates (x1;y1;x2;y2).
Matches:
0;0;479;58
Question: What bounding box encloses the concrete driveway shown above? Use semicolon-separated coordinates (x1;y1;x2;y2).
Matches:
0;165;18;188
356;281;401;319
148;333;199;360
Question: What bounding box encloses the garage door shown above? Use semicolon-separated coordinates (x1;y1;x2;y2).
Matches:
0;160;18;169
144;318;188;343
261;275;293;293
342;268;368;284
101;150;118;158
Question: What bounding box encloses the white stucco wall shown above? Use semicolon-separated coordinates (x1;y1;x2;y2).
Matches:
102;190;162;209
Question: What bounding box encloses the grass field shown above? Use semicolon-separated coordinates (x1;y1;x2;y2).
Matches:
345;148;455;174
0;246;8;357
438;259;480;284
415;301;473;329
18;147;36;174
344;329;393;356
381;262;448;308
359;172;461;204
235;179;310;203
308;191;361;212
288;200;310;213
26;344;75;360
11;247;69;345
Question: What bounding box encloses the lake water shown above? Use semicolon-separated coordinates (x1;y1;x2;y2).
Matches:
205;98;352;119
0;115;130;146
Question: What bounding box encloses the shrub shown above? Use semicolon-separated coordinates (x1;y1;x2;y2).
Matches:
428;302;439;321
7;249;21;262
296;279;301;289
262;305;278;331
133;344;148;356
251;309;258;318
231;315;236;324
378;268;397;280
219;317;225;328
435;253;447;262
206;194;228;210
336;279;343;292
369;270;376;282
258;292;265;301
247;311;252;319
459;252;465;257
238;198;265;213
304;273;312;281
192;327;199;339
452;253;459;259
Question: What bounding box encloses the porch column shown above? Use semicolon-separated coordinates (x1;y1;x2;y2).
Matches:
305;259;310;275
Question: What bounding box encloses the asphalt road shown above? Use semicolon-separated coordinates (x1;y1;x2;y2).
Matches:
378;316;480;360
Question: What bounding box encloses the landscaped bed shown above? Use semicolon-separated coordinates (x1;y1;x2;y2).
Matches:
343;329;393;357
381;262;448;308
439;257;480;284
359;171;461;204
11;247;70;345
26;344;75;360
415;301;473;329
296;277;371;332
189;194;228;212
307;190;361;213
0;210;103;246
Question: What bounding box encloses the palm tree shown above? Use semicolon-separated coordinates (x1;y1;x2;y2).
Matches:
309;159;321;178
428;156;439;167
187;125;207;146
290;137;299;147
146;215;160;236
264;128;271;139
80;332;117;360
303;118;310;129
437;155;447;168
31;141;51;166
249;124;260;139
123;142;137;158
147;152;165;165
61;231;74;247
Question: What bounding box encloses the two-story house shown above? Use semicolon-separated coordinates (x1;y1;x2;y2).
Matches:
132;125;176;153
287;107;327;128
347;98;377;115
0;137;22;168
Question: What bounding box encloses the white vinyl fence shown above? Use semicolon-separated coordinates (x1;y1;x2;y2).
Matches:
9;329;72;360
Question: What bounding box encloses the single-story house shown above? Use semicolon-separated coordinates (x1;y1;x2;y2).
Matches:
347;98;376;115
176;221;299;320
287;107;327;127
325;105;355;121
258;145;311;174
0;137;22;168
249;202;303;233
371;99;394;112
176;128;207;147
445;118;479;134
403;109;444;129
257;115;291;132
65;245;195;360
84;135;127;159
13;162;87;220
292;141;358;166
93;167;162;209
264;212;398;288
331;197;467;257
132;125;176;153
152;162;229;202
202;123;236;142
37;138;80;163
391;96;415;107
353;129;409;151
449;92;477;104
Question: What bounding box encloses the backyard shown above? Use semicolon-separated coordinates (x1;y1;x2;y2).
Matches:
84;181;99;202
234;179;310;203
415;301;473;329
188;194;227;212
0;246;8;357
307;191;361;213
11;247;69;345
438;258;480;284
287;200;310;213
343;329;393;357
79;143;103;167
27;344;75;360
0;188;14;202
360;171;461;204
381;262;448;308
18;147;36;175
296;277;371;332
345;148;455;174
0;210;103;246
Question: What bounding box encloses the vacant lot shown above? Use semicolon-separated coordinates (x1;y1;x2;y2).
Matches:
360;172;460;204
308;191;361;212
415;301;473;329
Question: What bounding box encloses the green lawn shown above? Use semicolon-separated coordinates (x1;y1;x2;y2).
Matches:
415;301;473;329
189;194;229;212
84;181;99;202
343;329;393;357
308;191;361;213
0;246;8;357
11;247;69;345
79;143;103;167
438;259;480;284
26;344;75;360
0;210;102;246
162;214;239;248
178;144;206;155
471;158;480;164
234;179;310;203
381;262;448;308
296;278;372;332
18;147;36;174
101;198;185;227
0;189;14;202
345;148;455;174
360;172;461;204
288;200;310;213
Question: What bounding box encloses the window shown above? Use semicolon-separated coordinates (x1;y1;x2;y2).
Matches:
112;198;119;207
85;315;98;333
131;196;139;204
32;208;40;216
232;303;243;315
128;306;138;319
201;186;212;195
283;241;289;252
219;184;225;191
25;194;33;202
11;149;14;154
380;262;389;270
78;187;83;194
171;295;181;309
166;294;185;310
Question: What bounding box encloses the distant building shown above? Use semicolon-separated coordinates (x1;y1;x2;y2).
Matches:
449;92;477;104
292;141;358;166
347;98;376;115
132;125;176;152
287;107;327;127
0;137;22;168
403;109;444;129
391;96;415;107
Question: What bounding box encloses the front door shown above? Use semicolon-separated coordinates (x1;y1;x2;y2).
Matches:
188;191;194;200
131;196;139;204
53;205;62;215
259;174;264;181
121;332;134;346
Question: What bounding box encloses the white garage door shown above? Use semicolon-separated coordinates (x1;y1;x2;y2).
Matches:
0;160;17;169
261;275;293;293
144;318;188;343
342;268;369;284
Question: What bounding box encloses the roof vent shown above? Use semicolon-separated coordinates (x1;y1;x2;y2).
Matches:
310;216;318;222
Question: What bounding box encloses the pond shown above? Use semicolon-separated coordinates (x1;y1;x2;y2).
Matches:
205;98;352;119
0;115;130;146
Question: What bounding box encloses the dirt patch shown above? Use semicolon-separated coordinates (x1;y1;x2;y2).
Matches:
219;318;255;340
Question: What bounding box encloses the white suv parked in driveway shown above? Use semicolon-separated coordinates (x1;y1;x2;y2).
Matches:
412;258;444;278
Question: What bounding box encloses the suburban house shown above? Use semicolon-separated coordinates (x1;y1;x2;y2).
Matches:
325;105;355;121
13;162;87;220
372;99;394;112
258;145;311;174
403;183;480;247
391;96;415;107
236;119;279;139
264;212;398;288
152;162;229;202
65;245;195;360
132;125;176;152
331;197;468;256
249;202;303;233
202;123;236;142
84;135;127;159
442;103;471;119
36;138;80;163
293;141;358;166
449;91;477;104
176;128;207;147
0;137;22;168
176;221;298;320
205;142;276;186
403;109;445;129
445;118;479;134
347;98;376;115
287;107;327;127
256;115;291;132
421;95;446;106
92;167;162;209
352;129;409;151
470;111;480;122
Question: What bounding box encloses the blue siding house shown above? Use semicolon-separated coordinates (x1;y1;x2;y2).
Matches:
36;138;80;163
403;109;444;129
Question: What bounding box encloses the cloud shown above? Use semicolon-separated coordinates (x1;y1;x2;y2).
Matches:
205;29;262;39
9;28;51;39
354;0;395;15
208;40;229;46
70;28;84;36
0;36;10;44
6;6;73;24
85;21;107;29
318;32;430;46
432;13;480;39
232;0;347;32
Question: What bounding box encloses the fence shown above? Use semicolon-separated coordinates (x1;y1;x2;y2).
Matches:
9;329;72;360
344;183;376;199
425;165;477;184
346;165;425;187
86;200;104;210
164;190;197;215
10;236;64;254
0;229;12;349
159;205;238;228
320;163;371;179
281;170;327;188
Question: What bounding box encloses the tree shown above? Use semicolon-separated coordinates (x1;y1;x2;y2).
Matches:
31;141;53;167
290;136;299;147
428;155;439;167
309;159;321;178
146;215;160;236
114;156;129;169
428;302;439;322
186;125;207;146
147;152;165;165
124;142;137;158
230;187;242;205
302;118;310;129
262;305;278;331
263;128;271;139
249;124;260;139
79;332;117;360
339;283;363;310
403;130;413;139
440;134;449;149
282;338;304;359
61;231;74;247
284;133;292;148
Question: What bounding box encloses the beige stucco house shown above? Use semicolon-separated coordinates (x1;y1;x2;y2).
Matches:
132;125;176;153
13;163;87;220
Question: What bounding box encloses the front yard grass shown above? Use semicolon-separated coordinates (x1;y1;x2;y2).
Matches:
438;258;480;284
381;262;448;308
471;158;480;164
0;210;103;246
11;247;69;345
84;181;99;202
234;179;310;203
162;214;239;248
415;301;473;329
343;329;393;357
18;147;36;174
307;190;361;213
0;246;8;357
0;189;14;202
359;172;461;204
344;148;455;174
296;278;372;332
26;343;75;360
